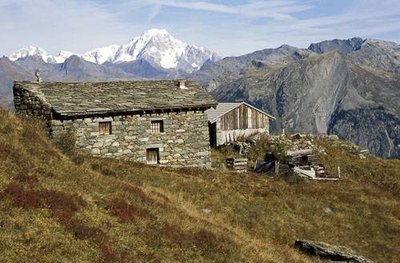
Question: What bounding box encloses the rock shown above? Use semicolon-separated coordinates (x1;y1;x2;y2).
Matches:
323;207;334;215
108;147;118;153
328;135;339;140
294;240;373;263
291;133;304;140
91;148;100;155
93;141;104;148
201;208;211;214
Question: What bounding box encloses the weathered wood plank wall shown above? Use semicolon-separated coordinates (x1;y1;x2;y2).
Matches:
220;104;267;131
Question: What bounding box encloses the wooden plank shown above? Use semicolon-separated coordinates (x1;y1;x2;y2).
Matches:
244;105;248;129
233;108;238;129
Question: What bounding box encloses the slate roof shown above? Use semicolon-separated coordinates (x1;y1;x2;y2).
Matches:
14;80;217;117
206;101;275;123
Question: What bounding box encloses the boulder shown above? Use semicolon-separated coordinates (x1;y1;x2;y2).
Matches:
294;240;373;263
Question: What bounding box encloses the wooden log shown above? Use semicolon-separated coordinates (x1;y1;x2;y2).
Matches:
286;149;314;157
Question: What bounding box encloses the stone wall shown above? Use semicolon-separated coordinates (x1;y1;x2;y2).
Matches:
51;110;212;168
13;82;52;120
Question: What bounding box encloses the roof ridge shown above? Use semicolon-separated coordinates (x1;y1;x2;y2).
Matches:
206;101;275;123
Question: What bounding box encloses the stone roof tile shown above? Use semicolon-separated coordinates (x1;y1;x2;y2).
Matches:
14;80;217;117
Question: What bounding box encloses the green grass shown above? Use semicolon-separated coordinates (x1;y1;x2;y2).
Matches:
0;108;399;262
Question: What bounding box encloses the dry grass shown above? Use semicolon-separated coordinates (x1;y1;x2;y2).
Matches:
0;108;399;262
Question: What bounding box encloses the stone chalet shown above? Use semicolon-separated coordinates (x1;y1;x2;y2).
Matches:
13;80;217;167
206;102;275;147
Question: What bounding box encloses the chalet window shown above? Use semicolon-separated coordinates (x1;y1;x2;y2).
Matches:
151;120;164;134
146;148;159;164
99;121;112;135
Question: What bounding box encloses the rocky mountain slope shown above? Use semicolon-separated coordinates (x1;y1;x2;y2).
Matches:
190;44;311;92
0;57;34;108
196;38;400;158
308;37;364;54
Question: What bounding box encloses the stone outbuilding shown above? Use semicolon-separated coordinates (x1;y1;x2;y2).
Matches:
206;102;275;147
13;80;217;167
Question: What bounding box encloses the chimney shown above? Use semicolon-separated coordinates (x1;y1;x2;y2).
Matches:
34;69;42;83
179;80;188;90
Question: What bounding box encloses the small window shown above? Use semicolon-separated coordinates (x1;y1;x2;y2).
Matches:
151;120;164;134
99;121;112;135
146;148;159;164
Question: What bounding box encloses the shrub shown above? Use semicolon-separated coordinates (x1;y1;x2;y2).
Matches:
282;172;304;184
247;137;271;162
106;198;152;222
14;172;39;186
53;128;77;155
0;183;41;208
123;184;154;204
91;163;117;177
71;154;86;165
0;182;86;220
0;124;13;134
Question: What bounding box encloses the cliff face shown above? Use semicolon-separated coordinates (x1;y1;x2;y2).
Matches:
205;39;400;158
328;107;400;158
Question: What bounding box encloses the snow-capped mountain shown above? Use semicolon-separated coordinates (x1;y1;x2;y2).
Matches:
82;45;120;64
9;46;74;64
84;29;219;72
8;29;219;73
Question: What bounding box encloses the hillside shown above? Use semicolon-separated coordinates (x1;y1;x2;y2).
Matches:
0;109;399;262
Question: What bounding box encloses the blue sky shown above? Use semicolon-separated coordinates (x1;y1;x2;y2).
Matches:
0;0;399;57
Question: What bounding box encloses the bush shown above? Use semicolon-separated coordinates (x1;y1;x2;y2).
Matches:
91;163;117;177
53;128;77;155
71;154;86;165
106;198;152;222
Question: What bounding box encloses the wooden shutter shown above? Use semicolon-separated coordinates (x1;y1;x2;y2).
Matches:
99;122;111;135
146;148;159;164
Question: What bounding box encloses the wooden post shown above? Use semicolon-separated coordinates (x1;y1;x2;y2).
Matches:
337;166;341;178
274;160;279;174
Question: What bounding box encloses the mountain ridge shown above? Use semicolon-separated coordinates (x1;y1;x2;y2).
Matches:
196;37;400;158
8;29;219;73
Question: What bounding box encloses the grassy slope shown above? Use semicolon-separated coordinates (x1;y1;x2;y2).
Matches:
0;108;399;262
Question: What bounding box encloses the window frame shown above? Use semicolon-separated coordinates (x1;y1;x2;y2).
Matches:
150;120;164;134
99;121;112;135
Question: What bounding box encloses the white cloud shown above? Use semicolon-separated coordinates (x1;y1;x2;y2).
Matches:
151;0;313;20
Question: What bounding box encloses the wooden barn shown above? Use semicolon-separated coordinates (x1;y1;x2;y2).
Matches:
206;102;275;147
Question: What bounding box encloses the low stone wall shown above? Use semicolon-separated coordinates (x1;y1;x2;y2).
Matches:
51;110;211;168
